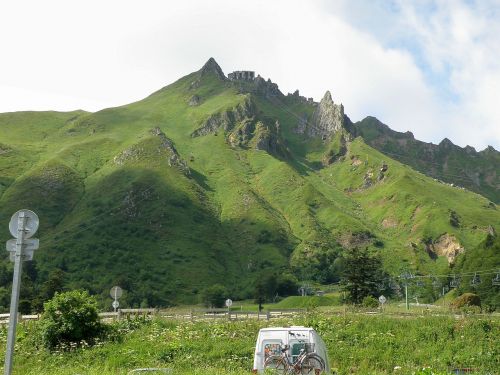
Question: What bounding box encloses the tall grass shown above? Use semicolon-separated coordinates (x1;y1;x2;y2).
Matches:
0;311;497;374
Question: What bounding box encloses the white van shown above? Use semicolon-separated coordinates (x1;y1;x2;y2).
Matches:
252;326;330;373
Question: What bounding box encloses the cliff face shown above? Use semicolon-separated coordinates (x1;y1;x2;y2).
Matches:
191;96;256;137
308;91;345;139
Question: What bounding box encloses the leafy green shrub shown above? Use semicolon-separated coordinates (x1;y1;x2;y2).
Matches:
39;290;105;350
451;293;481;309
362;295;379;308
200;284;227;308
449;210;460;227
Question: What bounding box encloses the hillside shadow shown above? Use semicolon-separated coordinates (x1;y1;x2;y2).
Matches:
190;168;213;192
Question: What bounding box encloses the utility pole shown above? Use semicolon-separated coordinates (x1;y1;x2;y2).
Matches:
400;271;413;311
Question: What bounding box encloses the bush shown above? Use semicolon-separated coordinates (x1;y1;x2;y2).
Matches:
451;293;481;310
449;210;460;227
39;290;105;350
200;284;227;308
362;295;379;308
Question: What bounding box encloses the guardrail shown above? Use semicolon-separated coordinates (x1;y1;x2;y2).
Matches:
0;313;39;324
0;308;309;324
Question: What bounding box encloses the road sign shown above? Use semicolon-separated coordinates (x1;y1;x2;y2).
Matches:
9;210;39;239
6;239;39;252
225;299;233;307
110;286;123;300
378;295;387;305
9;251;34;262
112;300;119;310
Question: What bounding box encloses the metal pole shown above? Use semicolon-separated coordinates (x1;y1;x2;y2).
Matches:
4;213;26;375
405;283;409;311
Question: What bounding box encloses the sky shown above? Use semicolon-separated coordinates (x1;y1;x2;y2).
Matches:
0;0;499;150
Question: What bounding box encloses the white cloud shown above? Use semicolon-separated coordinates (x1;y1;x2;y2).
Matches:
0;0;498;149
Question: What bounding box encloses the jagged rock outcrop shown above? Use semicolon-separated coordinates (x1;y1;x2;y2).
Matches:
253;76;282;98
230;73;283;98
199;57;226;80
362;170;374;188
0;143;11;155
188;95;200;106
191;96;287;158
425;233;464;264
191;97;256;137
150;127;190;175
307;91;345;139
114;128;190;176
227;118;287;158
378;162;388;180
113;146;145;165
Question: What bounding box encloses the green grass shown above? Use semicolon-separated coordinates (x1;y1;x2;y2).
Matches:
1;311;498;374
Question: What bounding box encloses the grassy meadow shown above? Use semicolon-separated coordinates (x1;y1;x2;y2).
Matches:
0;307;498;375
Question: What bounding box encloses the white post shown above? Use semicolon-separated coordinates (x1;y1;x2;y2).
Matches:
4;213;26;375
405;283;409;311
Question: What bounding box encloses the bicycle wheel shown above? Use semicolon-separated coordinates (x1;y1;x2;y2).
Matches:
264;355;289;374
298;354;325;374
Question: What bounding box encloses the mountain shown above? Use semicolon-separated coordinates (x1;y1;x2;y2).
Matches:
353;116;500;203
0;58;498;308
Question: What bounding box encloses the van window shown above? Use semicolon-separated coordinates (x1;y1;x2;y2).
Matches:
290;341;309;363
263;340;282;360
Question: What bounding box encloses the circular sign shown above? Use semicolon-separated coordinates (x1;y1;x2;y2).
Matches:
110;286;123;300
112;300;119;309
378;295;387;304
225;299;233;307
9;210;39;239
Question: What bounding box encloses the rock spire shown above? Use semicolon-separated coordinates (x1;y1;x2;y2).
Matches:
307;91;345;139
200;57;226;80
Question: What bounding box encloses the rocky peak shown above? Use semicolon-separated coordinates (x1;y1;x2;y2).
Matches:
464;145;477;154
307;90;345;139
200;57;226;80
439;138;455;148
322;90;333;103
480;145;498;154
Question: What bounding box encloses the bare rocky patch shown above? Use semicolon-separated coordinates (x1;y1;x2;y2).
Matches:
425;233;464;264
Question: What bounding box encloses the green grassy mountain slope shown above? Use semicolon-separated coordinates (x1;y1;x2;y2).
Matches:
0;58;498;308
353;116;500;203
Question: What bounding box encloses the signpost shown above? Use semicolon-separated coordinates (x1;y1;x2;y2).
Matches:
4;209;39;375
225;299;232;318
378;295;386;311
110;286;123;312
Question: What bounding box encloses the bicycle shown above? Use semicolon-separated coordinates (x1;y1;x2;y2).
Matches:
263;338;325;374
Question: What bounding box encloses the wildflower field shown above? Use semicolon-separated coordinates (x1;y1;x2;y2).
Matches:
0;311;498;375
